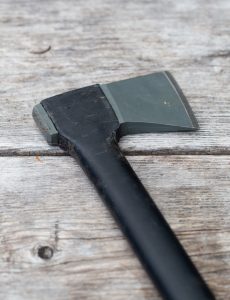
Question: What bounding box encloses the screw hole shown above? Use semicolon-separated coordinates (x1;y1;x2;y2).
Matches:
38;246;54;260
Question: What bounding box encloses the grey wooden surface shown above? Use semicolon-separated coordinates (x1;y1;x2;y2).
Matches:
0;0;229;155
0;0;230;299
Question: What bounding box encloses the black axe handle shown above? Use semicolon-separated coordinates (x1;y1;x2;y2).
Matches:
34;85;215;300
71;139;215;300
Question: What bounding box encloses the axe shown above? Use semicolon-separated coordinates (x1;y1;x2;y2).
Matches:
33;72;215;300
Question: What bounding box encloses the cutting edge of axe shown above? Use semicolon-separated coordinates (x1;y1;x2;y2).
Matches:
33;71;215;300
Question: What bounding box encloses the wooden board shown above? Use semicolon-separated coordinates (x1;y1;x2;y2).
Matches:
0;155;229;300
1;0;230;299
0;0;229;154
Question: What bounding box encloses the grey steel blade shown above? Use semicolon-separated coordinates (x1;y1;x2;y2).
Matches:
100;71;198;135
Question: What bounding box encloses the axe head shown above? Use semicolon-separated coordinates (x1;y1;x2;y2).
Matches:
33;71;198;146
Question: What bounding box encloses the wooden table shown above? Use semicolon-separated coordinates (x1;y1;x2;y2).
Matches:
1;0;229;299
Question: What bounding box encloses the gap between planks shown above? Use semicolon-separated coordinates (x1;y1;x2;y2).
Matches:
2;149;230;157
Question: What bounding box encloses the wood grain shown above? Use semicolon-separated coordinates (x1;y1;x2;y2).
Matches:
0;0;229;154
0;155;229;300
1;1;229;299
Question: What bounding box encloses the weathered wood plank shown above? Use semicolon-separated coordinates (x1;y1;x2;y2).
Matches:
0;155;229;299
0;0;229;154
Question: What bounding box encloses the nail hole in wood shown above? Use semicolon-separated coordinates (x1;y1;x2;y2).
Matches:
38;246;54;260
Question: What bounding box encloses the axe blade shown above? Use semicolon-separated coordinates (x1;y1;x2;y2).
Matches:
101;71;198;135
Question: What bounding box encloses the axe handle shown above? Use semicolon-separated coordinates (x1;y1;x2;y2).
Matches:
70;140;215;300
